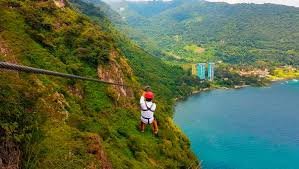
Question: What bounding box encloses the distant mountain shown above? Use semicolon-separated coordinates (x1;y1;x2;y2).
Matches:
105;0;299;65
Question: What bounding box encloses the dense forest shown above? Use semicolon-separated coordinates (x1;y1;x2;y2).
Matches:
105;0;299;66
0;0;200;168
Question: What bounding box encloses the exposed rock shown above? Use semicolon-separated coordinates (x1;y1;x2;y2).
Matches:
87;135;113;169
36;91;70;122
50;92;70;121
97;50;134;100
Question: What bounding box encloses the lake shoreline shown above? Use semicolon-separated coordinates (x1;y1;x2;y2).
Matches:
173;80;299;169
175;77;299;102
175;84;252;102
172;77;298;166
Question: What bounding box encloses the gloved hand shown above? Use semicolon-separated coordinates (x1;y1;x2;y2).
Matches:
144;85;152;92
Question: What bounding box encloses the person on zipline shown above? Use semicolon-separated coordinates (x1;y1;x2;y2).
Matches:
140;87;158;135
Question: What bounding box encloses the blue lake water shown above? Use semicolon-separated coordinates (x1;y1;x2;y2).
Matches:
174;80;299;169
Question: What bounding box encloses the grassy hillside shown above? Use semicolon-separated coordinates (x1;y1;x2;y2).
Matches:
0;0;199;168
107;0;299;66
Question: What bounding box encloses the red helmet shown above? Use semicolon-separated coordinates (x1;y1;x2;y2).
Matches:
144;91;154;99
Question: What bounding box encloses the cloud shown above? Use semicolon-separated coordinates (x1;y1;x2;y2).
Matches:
206;0;299;7
103;0;299;7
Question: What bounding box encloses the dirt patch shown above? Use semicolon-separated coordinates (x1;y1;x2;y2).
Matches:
184;44;205;54
68;85;84;99
87;135;113;169
0;140;20;169
0;39;17;63
194;47;205;54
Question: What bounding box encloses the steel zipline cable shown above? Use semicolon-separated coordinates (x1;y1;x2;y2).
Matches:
0;62;132;87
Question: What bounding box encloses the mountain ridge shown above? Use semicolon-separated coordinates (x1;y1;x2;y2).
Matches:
107;0;299;65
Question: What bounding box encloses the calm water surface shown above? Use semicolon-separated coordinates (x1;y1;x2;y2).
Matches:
174;80;299;169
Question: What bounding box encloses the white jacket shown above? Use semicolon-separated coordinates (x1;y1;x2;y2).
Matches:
140;96;156;119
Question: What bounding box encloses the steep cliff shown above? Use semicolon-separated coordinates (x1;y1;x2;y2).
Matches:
0;0;199;169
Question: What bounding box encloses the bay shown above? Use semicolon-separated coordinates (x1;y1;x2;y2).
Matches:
174;80;299;169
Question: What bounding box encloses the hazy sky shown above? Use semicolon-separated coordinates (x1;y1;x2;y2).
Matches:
207;0;299;7
104;0;299;7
